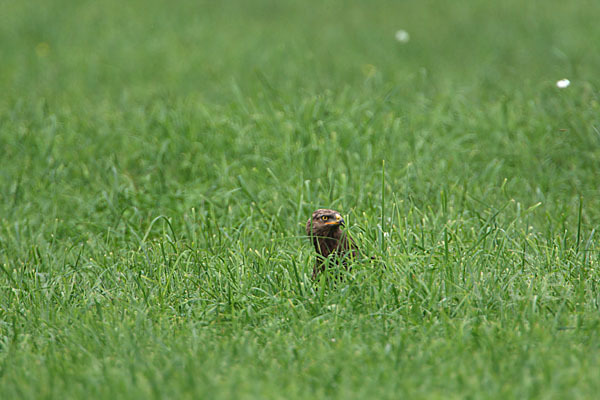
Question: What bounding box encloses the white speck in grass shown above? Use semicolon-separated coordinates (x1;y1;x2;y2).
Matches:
331;338;336;343
384;343;392;354
556;79;570;88
395;30;410;43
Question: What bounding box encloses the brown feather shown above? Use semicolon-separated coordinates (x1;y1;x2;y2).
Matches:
306;209;358;279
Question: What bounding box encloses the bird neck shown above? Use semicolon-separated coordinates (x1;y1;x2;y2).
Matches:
313;229;346;257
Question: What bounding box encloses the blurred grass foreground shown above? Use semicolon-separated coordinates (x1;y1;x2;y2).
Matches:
1;0;600;399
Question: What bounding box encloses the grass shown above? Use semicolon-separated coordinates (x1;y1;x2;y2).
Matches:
1;0;600;398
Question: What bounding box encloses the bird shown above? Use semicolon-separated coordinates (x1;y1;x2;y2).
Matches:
306;209;358;279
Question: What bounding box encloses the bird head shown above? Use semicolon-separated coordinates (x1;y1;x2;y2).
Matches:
306;209;345;237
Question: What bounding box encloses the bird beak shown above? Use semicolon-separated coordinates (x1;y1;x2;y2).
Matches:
324;214;344;226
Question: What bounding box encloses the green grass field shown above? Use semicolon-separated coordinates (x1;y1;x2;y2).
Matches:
1;0;600;398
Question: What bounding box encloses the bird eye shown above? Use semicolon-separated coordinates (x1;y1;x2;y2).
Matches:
321;216;328;221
